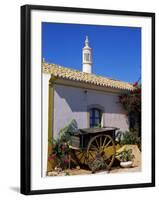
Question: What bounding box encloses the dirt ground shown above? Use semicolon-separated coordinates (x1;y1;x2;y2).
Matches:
47;145;141;176
48;164;141;176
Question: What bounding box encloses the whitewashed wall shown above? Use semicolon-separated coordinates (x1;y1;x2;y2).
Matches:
53;84;129;138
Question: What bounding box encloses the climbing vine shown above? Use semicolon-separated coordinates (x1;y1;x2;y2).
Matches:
119;82;141;134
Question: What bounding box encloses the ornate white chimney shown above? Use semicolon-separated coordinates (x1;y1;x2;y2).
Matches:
82;36;92;73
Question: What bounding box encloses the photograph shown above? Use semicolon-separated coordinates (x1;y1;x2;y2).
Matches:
42;23;141;177
21;5;155;194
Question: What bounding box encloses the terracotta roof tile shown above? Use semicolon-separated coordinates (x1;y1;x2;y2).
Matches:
42;62;134;91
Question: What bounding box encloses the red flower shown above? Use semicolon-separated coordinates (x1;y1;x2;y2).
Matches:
60;143;67;152
52;153;56;159
48;153;56;161
48;156;53;161
64;159;69;163
133;82;138;87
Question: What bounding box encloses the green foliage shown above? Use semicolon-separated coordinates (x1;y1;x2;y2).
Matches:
59;119;78;142
94;123;102;128
88;153;106;173
50;138;71;170
118;131;141;150
121;131;140;145
49;119;78;170
118;84;141;133
119;85;141;114
117;149;135;162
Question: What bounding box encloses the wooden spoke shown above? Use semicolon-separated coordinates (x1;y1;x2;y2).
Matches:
78;152;85;161
100;135;102;147
87;134;116;171
75;151;82;156
88;151;96;160
95;138;100;149
102;137;107;148
105;139;112;148
90;144;98;151
83;154;88;164
73;150;88;165
73;134;115;171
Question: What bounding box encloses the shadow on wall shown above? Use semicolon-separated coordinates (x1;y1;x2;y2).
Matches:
55;84;126;114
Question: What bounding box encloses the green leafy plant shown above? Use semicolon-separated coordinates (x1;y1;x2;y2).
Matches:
119;84;141;114
94;123;102;128
88;153;106;173
118;131;141;150
118;83;141;134
59;119;78;142
118;149;135;162
48;139;71;170
48;119;78;170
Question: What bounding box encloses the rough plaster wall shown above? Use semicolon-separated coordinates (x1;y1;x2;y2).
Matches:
53;84;129;138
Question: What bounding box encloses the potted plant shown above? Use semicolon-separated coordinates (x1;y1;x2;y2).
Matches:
118;149;135;168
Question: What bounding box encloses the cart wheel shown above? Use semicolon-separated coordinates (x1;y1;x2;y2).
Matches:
73;149;88;165
86;134;116;171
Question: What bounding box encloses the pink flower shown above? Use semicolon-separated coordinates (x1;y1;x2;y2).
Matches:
52;153;56;159
133;82;138;87
48;156;53;161
48;153;56;161
64;158;69;163
61;144;65;151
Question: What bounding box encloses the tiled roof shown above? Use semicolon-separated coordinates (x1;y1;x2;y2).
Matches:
42;62;134;91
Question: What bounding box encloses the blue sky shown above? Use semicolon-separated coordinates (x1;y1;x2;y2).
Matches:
42;22;141;83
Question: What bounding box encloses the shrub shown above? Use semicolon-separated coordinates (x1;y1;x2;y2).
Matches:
49;139;71;170
88;153;107;173
118;84;141;134
59;119;78;142
117;131;141;150
49;119;78;170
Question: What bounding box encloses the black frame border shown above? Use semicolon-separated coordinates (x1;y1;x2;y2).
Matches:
20;4;155;195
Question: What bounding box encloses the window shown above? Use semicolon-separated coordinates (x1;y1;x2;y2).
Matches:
89;108;102;127
84;53;89;61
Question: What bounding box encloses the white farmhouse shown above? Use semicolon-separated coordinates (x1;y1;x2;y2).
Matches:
42;36;134;173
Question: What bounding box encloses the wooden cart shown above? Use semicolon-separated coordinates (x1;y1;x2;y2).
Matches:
69;127;118;171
